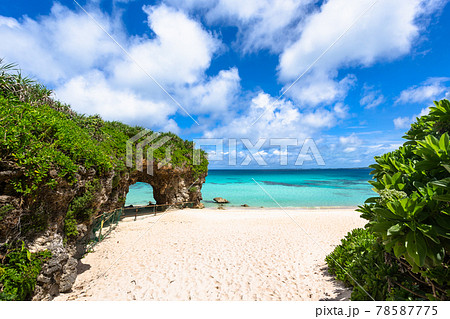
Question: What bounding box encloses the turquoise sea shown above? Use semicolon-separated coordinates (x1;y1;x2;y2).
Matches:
125;168;375;208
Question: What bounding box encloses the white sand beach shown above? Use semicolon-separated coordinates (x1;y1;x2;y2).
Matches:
55;208;366;301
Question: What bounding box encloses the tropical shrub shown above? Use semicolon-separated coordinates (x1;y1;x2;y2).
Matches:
326;228;438;300
0;242;51;300
327;99;450;300
326;228;389;300
64;180;99;240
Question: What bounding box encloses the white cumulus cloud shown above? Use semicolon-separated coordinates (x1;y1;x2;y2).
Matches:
179;68;241;117
395;77;450;104
55;71;179;132
360;85;385;109
339;133;363;153
393;107;430;129
0;4;120;84
278;0;446;107
112;4;221;89
204;91;349;142
164;0;316;53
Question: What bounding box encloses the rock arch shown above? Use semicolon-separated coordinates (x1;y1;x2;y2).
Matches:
128;160;206;205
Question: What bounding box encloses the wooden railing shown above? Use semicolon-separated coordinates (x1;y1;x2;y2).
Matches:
83;208;123;253
121;201;197;220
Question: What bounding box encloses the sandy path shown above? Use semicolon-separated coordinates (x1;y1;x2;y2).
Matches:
55;208;366;301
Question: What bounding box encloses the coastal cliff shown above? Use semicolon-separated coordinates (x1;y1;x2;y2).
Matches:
0;62;208;300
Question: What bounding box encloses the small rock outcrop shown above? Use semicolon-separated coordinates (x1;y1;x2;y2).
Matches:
213;197;229;203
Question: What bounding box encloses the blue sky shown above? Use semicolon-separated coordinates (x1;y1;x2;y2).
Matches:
1;0;450;169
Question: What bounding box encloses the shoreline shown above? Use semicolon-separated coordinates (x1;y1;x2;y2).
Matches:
200;205;360;210
126;204;360;210
56;208;365;301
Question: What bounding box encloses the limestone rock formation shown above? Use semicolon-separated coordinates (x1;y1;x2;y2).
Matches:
0;159;207;300
132;160;206;205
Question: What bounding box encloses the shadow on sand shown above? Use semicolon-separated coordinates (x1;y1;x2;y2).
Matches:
319;265;352;301
77;260;91;275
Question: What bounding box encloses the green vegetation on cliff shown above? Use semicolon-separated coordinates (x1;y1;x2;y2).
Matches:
0;242;51;301
327;100;450;300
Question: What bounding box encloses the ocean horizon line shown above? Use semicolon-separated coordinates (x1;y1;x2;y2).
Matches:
207;167;371;171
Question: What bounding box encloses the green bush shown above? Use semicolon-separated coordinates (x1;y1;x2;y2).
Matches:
327;99;450;300
326;228;432;300
63;180;99;240
188;186;198;193
326;228;387;300
63;210;79;239
0;242;51;300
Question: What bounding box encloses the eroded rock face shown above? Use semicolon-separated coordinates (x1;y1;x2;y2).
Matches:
0;159;207;300
131;160;206;205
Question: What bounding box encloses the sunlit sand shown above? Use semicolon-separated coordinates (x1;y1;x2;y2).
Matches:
55;208;366;301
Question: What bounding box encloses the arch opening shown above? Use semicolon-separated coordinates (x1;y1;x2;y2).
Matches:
125;182;156;207
124;160;205;206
